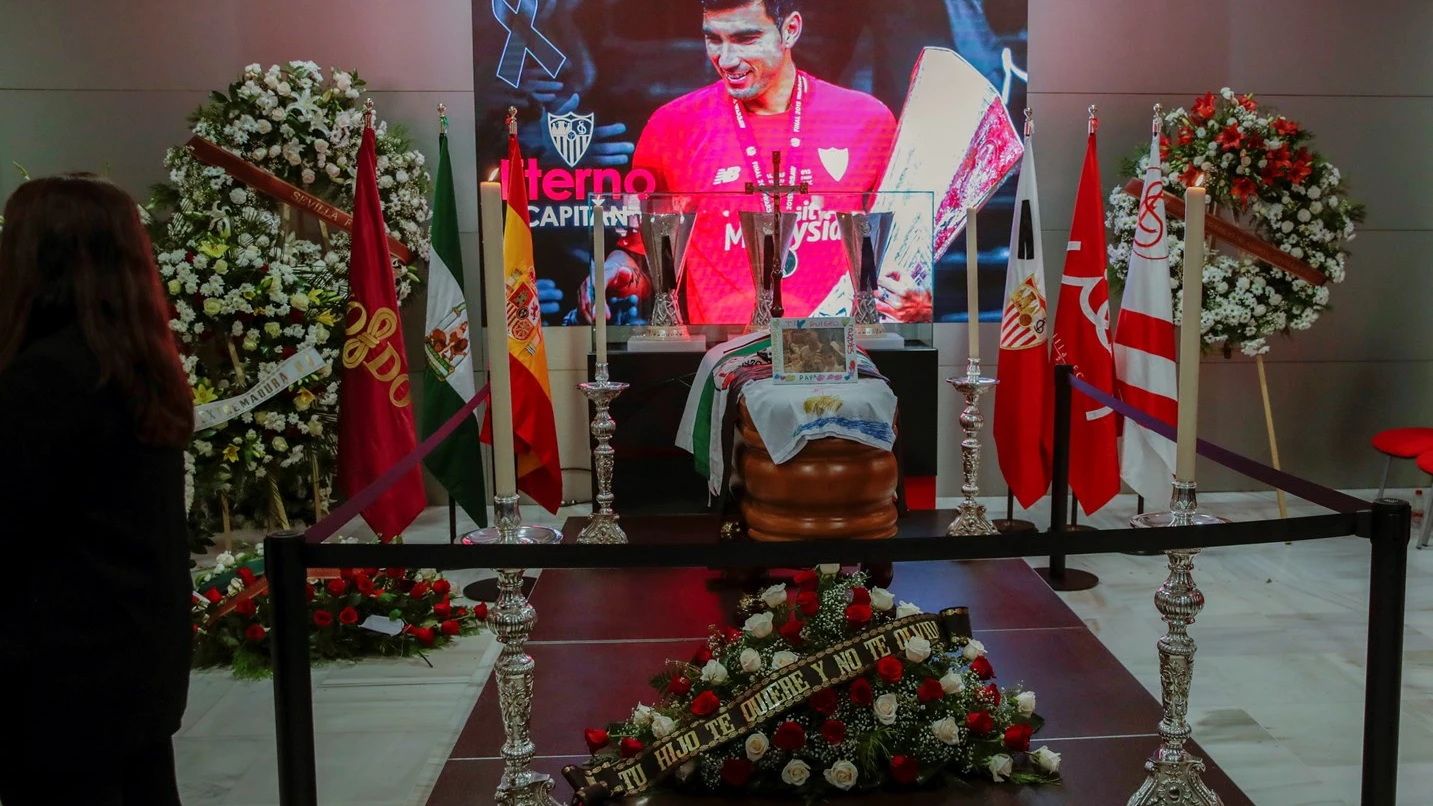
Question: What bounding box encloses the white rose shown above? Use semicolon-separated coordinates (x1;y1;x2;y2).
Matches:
771;650;798;669
650;714;676;738
817;563;841;575
276;81;291;96
744;612;773;639
869;587;894;611
251;146;268;161
873;693;898;725
1016;691;1037;716
290;293;310;312
213;259;228;275
939;670;965;695
307;420;323;436
301;169;316;184
1030;746;1061;774
631;704;653;728
988;753;1013;782
930;716;962;746
272;436;289;453
326;163;342;179
202;298;222;316
963;639;987;661
904;636;932;663
744;732;769;761
313;139;329;153
739;647;762;674
701;659;729;685
823;760;859;791
896;601;922;618
264;322;282;338
760;583;787;608
167;279;181;294
256;118;272;134
215;551;235;568
781;758;811;786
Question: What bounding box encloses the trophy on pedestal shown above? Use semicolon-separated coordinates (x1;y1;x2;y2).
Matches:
739;210;797;334
836;211;899;346
631;195;699;344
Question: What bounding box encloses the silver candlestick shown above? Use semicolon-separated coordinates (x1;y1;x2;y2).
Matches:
1127;481;1226;806
577;363;629;544
945;358;998;536
462;495;563;806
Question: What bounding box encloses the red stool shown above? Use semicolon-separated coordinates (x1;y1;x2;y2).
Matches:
1415;452;1433;549
1372;427;1433;498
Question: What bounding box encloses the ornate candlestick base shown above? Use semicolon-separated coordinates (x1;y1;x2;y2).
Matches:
577;363;629;545
1127;481;1226;806
945;358;998;536
460;496;563;806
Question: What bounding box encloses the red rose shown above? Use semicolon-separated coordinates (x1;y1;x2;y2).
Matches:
772;721;806;751
1004;723;1033;753
982;684;1001;707
690;691;721;717
720;758;753;787
433;601;452;620
848;677;874;706
414;626;436;646
453;607;468;618
1190;91;1216;123
666;675;692;696
326;579;347;597
410;582;430;599
312;610;333;627
339;568;355;581
305;584;315;602
441;620;461;636
779;616;803;645
245;624;266;641
234;598;257;617
339;607;359;625
203;588;222;603
849;587;871;606
890;755;919;785
821;718;846;745
876;655;904;683
620;737;644;758
795;590;819;617
693;645;713;665
355;574;375;596
431;579;451;596
385;568;406;580
584;728;610;753
917;678;945;703
844;603;872;630
237;567;257;587
809;688;839;716
966;710;994;735
473;602;489;620
793;569;819;590
970;655;995;680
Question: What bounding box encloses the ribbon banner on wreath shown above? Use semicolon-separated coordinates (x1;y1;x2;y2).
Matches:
563;608;973;803
193;346;329;431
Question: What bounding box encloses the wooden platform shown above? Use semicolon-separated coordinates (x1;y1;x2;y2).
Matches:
427;513;1253;806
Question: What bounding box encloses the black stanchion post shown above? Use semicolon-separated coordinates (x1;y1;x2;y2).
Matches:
266;530;319;806
1035;365;1098;591
1361;498;1411;806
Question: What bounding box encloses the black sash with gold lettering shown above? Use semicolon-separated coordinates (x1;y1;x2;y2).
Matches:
562;607;972;804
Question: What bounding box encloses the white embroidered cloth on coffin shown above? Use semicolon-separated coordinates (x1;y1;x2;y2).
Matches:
676;333;896;497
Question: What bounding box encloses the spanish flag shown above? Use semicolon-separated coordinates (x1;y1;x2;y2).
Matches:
480;128;562;513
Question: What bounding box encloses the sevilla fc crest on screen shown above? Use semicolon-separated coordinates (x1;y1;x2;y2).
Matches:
547;111;595;168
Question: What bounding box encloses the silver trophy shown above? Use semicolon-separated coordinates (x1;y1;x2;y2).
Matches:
837;211;895;337
633;195;698;341
739;210;797;333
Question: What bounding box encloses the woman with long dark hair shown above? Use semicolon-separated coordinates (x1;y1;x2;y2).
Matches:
0;174;193;804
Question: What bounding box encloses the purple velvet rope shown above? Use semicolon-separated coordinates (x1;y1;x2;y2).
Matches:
1068;375;1368;514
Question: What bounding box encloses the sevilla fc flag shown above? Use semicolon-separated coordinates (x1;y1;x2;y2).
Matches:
479;132;563;513
1048;131;1120;515
337;122;426;539
1113;131;1179;505
993;134;1051;509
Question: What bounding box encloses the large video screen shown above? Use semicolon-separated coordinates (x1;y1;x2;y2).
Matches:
473;0;1029;326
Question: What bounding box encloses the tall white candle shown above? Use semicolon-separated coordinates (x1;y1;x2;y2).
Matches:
480;182;517;497
966;207;980;359
1175;187;1206;483
592;199;607;365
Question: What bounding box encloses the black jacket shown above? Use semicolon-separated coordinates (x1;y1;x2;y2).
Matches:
0;319;191;741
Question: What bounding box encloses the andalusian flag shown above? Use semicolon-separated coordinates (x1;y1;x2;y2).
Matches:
420;123;487;527
480;128;562;513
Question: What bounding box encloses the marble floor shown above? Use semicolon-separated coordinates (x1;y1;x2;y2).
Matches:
175;489;1432;806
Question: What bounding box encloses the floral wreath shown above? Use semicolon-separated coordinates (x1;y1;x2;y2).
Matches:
1107;89;1363;356
582;567;1059;797
145;62;432;542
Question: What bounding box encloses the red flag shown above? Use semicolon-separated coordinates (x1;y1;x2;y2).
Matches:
993;133;1052;509
1048;131;1120;515
337;120;426;539
479;131;562;513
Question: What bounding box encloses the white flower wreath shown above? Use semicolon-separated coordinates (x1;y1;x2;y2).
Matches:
147;62;431;540
1107;88;1362;357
